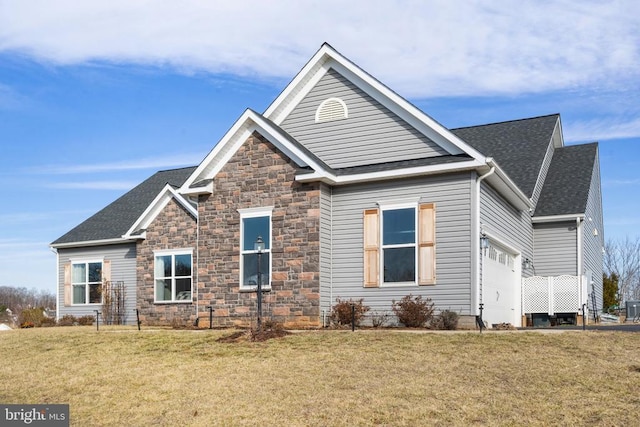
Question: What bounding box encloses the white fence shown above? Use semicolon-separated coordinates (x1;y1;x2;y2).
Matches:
522;275;585;315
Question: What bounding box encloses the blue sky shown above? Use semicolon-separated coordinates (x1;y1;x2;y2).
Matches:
1;1;639;292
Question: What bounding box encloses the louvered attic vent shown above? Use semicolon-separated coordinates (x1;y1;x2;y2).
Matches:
315;97;348;123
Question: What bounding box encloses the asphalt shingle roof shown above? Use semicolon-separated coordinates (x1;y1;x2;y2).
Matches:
51;166;196;245
451;114;560;198
534;143;598;216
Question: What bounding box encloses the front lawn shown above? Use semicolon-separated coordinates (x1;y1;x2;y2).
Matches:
1;327;639;426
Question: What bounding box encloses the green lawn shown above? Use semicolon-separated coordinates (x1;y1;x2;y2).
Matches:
1;327;639;426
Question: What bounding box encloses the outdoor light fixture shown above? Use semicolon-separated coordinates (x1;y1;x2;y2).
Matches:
480;234;489;253
522;258;532;270
254;236;264;331
254;236;265;253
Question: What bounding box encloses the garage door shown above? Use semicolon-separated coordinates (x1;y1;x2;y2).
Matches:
483;242;519;327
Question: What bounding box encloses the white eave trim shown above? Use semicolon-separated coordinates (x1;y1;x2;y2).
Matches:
180;181;213;196
179;109;328;191
295;159;484;185
532;214;585;223
482;159;532;211
50;237;134;249
122;184;197;239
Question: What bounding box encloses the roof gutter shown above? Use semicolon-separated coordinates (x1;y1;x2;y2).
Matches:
50;237;137;250
481;158;532;211
532;213;586;223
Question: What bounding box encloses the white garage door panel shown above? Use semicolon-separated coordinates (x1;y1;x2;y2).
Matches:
483;243;519;326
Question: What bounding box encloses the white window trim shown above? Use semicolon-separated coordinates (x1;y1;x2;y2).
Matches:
153;248;193;304
379;202;418;287
239;207;273;291
70;258;104;306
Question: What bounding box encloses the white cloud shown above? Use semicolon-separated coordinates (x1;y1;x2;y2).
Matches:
603;178;640;187
1;0;639;97
46;181;139;190
565;116;640;143
33;152;203;174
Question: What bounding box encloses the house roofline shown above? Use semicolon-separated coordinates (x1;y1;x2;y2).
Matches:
295;159;484;185
263;43;487;162
50;237;136;250
179;109;333;192
123;184;197;239
532;214;585;223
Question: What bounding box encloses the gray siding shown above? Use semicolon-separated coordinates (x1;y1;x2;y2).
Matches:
533;222;577;276
582;156;604;311
57;243;137;324
280;68;448;169
326;173;474;315
480;182;533;267
319;183;333;317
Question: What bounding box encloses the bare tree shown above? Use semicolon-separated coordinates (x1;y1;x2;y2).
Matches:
604;237;640;301
0;286;56;317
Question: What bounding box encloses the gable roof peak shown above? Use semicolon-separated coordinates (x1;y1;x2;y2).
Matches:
263;43;488;162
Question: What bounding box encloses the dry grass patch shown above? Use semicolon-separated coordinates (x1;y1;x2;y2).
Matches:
1;327;639;426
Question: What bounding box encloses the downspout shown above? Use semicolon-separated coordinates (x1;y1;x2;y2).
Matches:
195;200;200;326
329;186;333;324
51;247;59;321
475;159;495;314
576;216;583;309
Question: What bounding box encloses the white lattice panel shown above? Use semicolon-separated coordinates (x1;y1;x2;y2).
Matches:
522;275;581;314
553;275;580;313
522;276;550;313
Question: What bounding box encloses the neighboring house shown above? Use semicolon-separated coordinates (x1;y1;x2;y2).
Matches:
51;43;604;328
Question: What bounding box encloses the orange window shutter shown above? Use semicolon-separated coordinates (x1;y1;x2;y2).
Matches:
363;209;380;287
103;260;111;284
63;263;71;306
418;203;436;285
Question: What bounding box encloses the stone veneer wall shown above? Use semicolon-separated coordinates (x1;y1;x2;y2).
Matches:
137;198;197;326
198;132;321;328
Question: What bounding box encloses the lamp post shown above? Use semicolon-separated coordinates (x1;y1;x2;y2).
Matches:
254;236;265;331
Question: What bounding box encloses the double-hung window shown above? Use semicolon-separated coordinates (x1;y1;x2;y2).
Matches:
239;207;272;290
71;261;103;305
364;202;435;287
154;250;192;303
382;206;417;283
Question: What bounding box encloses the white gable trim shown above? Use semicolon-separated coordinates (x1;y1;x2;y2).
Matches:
264;43;486;161
123;184;197;239
295;159;484;185
179;109;332;192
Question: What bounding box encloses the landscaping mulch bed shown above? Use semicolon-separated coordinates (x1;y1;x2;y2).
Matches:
216;328;291;343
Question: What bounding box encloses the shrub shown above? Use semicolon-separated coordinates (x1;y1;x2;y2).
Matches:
370;311;391;328
77;315;95;326
57;314;77;326
18;308;46;327
392;295;434;327
431;310;459;330
330;298;370;327
40;317;57;327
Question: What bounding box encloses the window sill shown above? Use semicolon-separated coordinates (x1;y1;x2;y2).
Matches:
380;282;418;288
154;300;193;305
239;286;272;293
71;303;102;306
